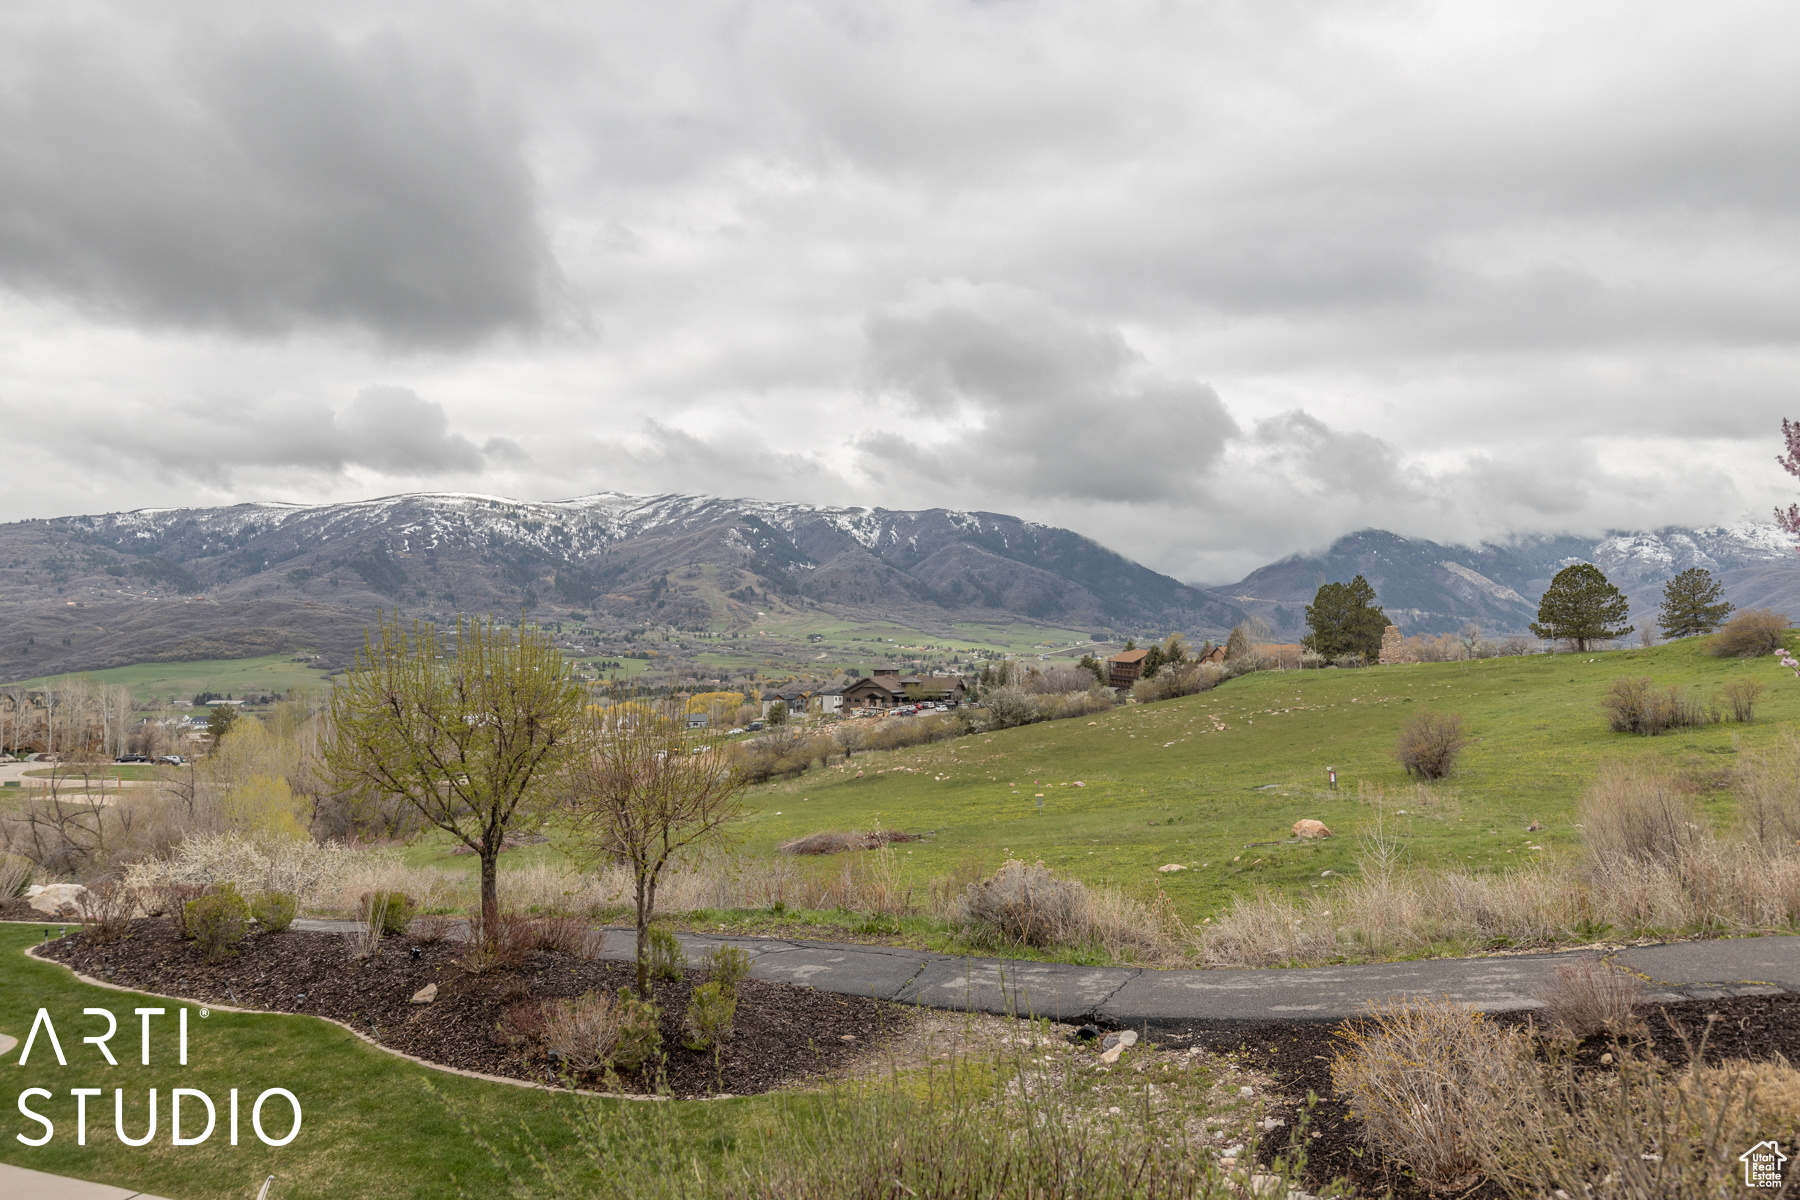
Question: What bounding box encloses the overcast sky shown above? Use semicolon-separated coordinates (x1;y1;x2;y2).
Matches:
2;1;1796;583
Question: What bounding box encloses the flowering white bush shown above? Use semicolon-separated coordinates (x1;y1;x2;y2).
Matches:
125;834;364;907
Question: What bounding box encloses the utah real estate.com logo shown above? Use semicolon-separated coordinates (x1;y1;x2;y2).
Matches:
1742;1140;1789;1189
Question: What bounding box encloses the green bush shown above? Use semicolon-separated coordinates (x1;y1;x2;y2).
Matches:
647;925;685;983
705;944;752;991
359;890;417;936
683;981;736;1051
184;885;251;965
250;890;298;933
613;989;663;1072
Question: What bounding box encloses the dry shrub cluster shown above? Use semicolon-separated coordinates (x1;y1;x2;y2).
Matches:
1710;606;1789;657
1392;710;1468;779
1331;999;1533;1192
954;859;1186;962
0;852;33;898
531;915;606;958
1332;999;1799;1197
1537;958;1644;1038
76;880;138;944
1205;760;1800;967
125;833;360;909
458;908;536;974
1131;662;1227;703
1602;676;1722;735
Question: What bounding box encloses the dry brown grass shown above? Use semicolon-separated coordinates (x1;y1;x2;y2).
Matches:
1739;732;1800;853
1579;760;1705;868
530;915;606;958
1330;998;1534;1193
1537;958;1644;1038
954;858;1186;961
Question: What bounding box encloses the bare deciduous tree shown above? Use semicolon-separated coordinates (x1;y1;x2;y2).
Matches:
557;703;746;996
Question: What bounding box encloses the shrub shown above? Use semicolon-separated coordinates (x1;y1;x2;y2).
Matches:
683;981;736;1051
1602;676;1709;735
250;890;298;933
1723;677;1765;723
541;991;628;1076
1579;762;1705;869
955;859;1087;948
1393;710;1467;780
78;881;137;945
1330;998;1532;1192
143;881;206;921
978;686;1037;730
531;915;605;958
184;884;251;965
1537;958;1644;1038
705;944;752;991
412;913;458;944
458;908;535;974
1711;607;1788;657
647;924;685;983
359;890;416;936
1131;663;1225;703
1739;733;1800;853
0;853;32;898
612;989;663;1073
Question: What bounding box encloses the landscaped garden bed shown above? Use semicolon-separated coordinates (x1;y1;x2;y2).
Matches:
36;917;905;1099
1193;990;1800;1199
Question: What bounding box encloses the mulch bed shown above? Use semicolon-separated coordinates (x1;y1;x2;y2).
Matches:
1160;992;1800;1200
37;918;906;1100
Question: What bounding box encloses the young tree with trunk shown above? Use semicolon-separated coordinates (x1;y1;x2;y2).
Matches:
1303;576;1388;660
1530;564;1633;651
324;614;584;928
557;702;746;996
1657;567;1733;639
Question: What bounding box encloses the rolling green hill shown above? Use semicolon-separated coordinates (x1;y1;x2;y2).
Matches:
737;636;1797;918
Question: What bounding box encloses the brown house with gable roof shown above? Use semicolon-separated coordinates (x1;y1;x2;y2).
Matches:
1105;648;1149;690
841;668;970;711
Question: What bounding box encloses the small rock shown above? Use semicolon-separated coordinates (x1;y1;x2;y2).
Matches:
1600;1052;1613;1065
1291;819;1332;840
839;1034;856;1042
1072;780;1086;787
1101;1030;1138;1051
1239;1085;1255;1096
1157;863;1186;873
1071;1024;1101;1042
1319;869;1334;877
1107;1105;1121;1114
1223;1143;1244;1157
410;983;438;1004
1526;821;1541;832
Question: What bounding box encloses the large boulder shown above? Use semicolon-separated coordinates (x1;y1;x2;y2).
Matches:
25;883;91;916
1292;819;1332;840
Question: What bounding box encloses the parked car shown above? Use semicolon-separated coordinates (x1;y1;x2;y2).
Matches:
116;754;151;764
156;755;187;766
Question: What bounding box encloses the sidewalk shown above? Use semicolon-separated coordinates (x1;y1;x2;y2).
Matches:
292;919;1800;1026
0;1162;175;1199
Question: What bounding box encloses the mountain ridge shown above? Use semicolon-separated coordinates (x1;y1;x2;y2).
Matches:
0;491;1244;677
1213;522;1800;641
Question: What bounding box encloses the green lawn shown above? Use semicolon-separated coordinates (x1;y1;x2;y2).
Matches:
733;636;1799;918
0;923;776;1199
3;656;332;705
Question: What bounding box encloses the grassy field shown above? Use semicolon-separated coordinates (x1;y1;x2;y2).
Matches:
2;655;332;705
0;922;790;1199
23;765;163;782
732;636;1799;918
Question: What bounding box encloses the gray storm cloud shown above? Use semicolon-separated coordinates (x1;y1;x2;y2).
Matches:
0;26;551;345
0;2;1796;581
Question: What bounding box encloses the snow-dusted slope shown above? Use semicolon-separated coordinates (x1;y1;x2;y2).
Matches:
0;490;1243;675
1216;524;1800;639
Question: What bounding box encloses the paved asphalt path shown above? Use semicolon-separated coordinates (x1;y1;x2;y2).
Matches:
292;919;1799;1027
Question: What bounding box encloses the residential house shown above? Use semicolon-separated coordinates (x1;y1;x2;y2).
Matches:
840;668;970;711
1106;649;1148;690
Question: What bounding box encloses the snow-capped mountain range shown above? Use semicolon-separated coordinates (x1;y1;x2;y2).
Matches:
2;489;1794;677
1219;523;1800;639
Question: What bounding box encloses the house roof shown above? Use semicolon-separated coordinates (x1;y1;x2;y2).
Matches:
1108;649;1149;664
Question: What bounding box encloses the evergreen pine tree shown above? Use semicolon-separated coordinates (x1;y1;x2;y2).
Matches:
1303;575;1388;660
1657;567;1733;639
1530;563;1633;651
